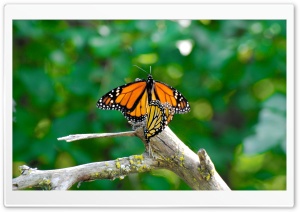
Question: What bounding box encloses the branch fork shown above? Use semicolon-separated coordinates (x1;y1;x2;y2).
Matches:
12;126;231;190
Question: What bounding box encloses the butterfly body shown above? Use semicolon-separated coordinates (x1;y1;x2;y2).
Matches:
97;74;190;123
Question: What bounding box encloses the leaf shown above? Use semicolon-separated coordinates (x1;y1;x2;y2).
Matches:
51;111;87;137
243;94;286;155
17;68;55;106
88;35;121;57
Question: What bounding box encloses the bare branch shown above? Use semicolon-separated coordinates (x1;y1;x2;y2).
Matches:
13;126;231;190
57;131;136;142
13;153;156;190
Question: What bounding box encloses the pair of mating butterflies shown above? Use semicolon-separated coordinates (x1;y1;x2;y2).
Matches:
96;72;190;143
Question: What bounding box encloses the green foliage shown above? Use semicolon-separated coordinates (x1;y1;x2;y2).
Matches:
13;20;286;190
243;94;286;155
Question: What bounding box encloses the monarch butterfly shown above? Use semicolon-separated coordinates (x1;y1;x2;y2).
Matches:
96;72;190;122
144;100;175;143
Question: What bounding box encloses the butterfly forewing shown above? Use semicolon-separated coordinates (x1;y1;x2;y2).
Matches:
97;80;147;112
97;73;190;123
154;81;190;114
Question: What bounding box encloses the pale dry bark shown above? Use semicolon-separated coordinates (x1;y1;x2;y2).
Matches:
12;126;231;190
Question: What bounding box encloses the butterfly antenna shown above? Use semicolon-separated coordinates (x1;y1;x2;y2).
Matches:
133;65;148;75
150;66;152;75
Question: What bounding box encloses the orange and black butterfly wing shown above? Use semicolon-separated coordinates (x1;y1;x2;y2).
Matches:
122;89;148;122
143;100;175;143
96;80;148;122
153;81;190;114
97;74;190;122
162;102;175;125
144;100;167;143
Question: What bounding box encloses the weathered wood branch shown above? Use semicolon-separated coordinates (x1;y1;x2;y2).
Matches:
12;127;231;190
13;154;156;190
57;131;136;142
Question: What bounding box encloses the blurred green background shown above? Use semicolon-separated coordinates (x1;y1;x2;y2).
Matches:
13;20;286;190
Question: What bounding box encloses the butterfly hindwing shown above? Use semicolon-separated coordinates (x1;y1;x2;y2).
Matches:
163;102;175;125
97;73;190;123
143;100;175;143
122;88;148;122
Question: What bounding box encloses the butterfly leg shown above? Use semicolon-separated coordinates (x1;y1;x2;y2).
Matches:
128;120;146;130
146;139;154;158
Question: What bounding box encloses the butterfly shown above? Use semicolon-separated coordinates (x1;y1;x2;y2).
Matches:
96;72;190;122
144;100;175;143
